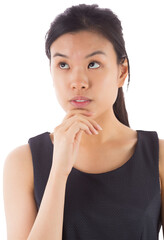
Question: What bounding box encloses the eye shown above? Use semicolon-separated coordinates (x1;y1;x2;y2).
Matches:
88;61;100;69
59;62;69;69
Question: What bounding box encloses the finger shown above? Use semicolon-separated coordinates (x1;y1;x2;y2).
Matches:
67;109;93;117
86;118;103;131
73;115;100;134
63;109;93;121
64;112;102;131
66;121;98;143
61;115;99;135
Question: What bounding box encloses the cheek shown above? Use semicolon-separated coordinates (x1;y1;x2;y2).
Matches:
95;72;118;103
95;70;115;90
52;70;67;90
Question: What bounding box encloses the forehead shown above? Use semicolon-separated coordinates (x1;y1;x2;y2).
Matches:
50;30;116;58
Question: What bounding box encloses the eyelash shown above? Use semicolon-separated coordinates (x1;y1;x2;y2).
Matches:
57;61;101;69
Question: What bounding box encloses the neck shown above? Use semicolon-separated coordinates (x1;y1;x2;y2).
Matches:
80;108;128;147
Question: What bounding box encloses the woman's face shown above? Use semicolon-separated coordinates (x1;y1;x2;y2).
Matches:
49;30;128;117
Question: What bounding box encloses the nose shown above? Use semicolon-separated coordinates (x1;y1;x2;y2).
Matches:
70;68;89;90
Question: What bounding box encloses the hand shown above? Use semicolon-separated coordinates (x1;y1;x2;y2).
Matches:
51;109;102;177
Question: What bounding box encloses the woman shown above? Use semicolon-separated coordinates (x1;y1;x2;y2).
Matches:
3;4;164;239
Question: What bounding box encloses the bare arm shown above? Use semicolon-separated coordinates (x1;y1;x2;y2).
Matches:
3;110;101;239
27;168;68;240
3;144;68;240
3;144;38;240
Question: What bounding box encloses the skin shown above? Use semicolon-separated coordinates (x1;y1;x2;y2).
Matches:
48;30;164;231
49;30;135;148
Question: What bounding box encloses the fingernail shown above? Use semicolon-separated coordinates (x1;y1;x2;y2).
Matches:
95;130;99;134
97;125;103;130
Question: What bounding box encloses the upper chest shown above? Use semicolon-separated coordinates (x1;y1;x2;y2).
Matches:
74;136;137;174
74;137;162;193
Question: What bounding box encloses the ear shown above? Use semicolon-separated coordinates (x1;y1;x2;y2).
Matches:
117;58;128;88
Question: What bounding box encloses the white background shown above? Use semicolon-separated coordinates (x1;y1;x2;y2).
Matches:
0;0;164;238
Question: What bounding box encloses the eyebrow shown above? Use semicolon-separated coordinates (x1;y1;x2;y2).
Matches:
53;50;106;59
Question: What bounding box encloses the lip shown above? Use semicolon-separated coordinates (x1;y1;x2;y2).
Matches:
70;100;92;108
70;96;91;101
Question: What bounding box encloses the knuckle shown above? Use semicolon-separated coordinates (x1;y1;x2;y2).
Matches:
54;124;61;131
53;127;58;132
74;114;79;119
91;119;98;126
75;117;81;123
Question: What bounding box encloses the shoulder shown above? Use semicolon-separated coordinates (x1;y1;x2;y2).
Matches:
159;139;164;232
159;139;164;187
159;139;164;186
159;139;164;175
3;143;34;192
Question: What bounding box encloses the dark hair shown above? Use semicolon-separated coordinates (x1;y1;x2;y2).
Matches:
45;4;130;127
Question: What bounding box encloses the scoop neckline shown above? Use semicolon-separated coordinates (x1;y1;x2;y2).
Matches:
46;129;140;176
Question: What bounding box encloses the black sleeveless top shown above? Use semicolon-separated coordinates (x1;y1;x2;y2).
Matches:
28;130;162;239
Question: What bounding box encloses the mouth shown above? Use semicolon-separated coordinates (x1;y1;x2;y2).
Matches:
70;100;92;108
